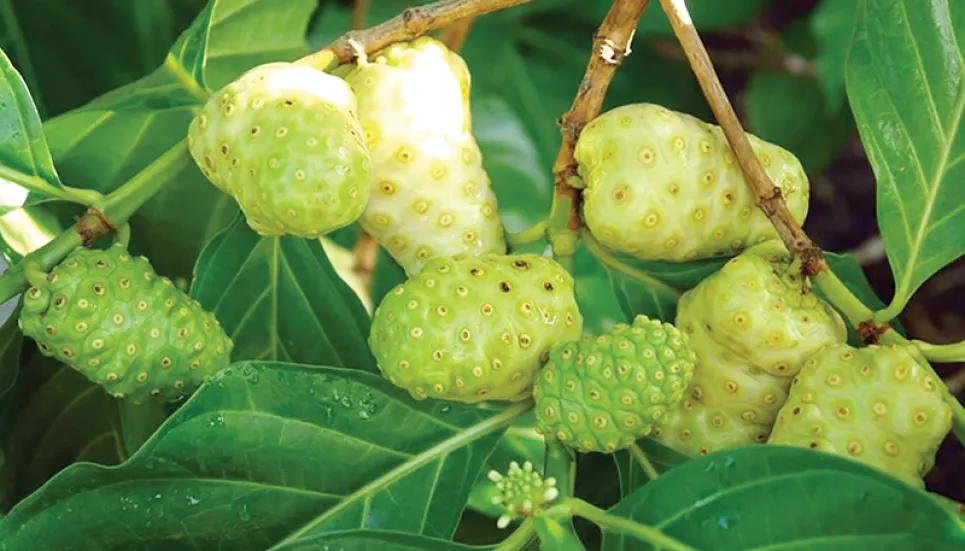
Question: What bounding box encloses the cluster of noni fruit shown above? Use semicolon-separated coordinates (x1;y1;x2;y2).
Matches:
16;37;951;493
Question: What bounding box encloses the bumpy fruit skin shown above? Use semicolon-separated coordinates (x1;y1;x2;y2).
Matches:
187;62;373;238
574;103;810;262
344;37;507;276
769;343;951;488
18;244;233;405
652;242;847;457
533;315;697;453
368;253;582;403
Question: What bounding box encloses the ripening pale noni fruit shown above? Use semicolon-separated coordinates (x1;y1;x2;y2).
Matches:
344;37;507;276
368;253;582;403
18;244;233;405
652;242;847;457
574;103;810;262
188;62;373;238
768;343;952;488
533;315;697;453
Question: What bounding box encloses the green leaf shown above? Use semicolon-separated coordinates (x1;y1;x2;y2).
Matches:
0;300;21;404
273;530;483;551
573;245;631;334
745;73;855;176
0;48;69;213
0;355;123;513
169;0;316;92
602;445;965;550
812;0;858;110
846;0;965;320
606;255;728;323
189;216;376;371
0;362;525;550
41;0;318;279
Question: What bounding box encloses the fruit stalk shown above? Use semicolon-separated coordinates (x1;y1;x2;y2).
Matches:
911;340;965;364
296;0;535;72
657;0;823;274
0;140;191;305
492;518;536;551
551;498;697;551
549;0;650;268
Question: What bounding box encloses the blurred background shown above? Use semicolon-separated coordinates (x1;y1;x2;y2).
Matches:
0;0;961;503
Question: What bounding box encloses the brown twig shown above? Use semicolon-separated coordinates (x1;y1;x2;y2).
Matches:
441;16;476;51
552;0;651;232
352;0;371;30
297;0;534;70
647;37;817;77
658;0;826;276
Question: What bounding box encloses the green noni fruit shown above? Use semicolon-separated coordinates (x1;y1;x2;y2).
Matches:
18;244;233;405
533;315;697;453
652;242;847;457
344;37;507;276
188;61;373;238
369;253;582;403
574;103;810;262
769;343;951;488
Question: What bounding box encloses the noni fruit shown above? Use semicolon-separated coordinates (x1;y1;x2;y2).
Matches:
188;62;373;238
344;37;507;276
769;343;951;488
574;103;810;262
652;242;847;457
18;244;233;405
369;253;582;403
533;315;697;453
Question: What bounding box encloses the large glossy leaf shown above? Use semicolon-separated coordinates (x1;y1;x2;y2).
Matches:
0;355;123;513
0;299;20;404
40;0;317;279
190;216;376;371
274;530;483;551
601;445;965;550
812;0;858;110
847;0;965;320
0;48;67;213
0;362;526;550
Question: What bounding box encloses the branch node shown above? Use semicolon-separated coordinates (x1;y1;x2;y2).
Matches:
857;320;890;345
76;208;116;247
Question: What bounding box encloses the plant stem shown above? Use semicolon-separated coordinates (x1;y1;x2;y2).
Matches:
629;443;660;481
118;397;170;457
296;0;535;71
0;164;104;207
441;16;476;51
351;228;378;292
352;0;370;29
580;229;680;299
493;518;536;551
560;498;697;551
810;269;874;328
0;140;192;304
506;221;547;251
543;438;578;540
912;340;965;364
657;0;824;276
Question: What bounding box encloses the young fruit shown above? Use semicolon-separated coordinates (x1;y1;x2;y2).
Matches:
187;62;373;238
574;103;810;262
344;37;506;276
533;315;697;453
369;253;582;403
652;242;847;457
768;343;952;488
18;244;233;405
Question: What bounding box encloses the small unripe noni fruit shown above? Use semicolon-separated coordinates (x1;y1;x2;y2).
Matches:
533;315;697;453
368;253;582;403
18;244;233;405
652;242;847;457
769;343;951;488
574;103;809;262
344;37;506;276
188;62;373;238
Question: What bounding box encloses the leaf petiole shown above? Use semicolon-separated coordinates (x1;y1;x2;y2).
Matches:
911;340;965;364
629;443;660;481
493;517;537;551
551;498;697;551
506;220;547;251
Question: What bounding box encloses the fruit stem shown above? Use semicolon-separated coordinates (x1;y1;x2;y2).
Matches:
810;269;875;328
580;229;680;299
118;398;170;457
657;0;824;275
911;340;965;364
629;443;660;481
556;498;698;551
493;517;537;551
295;0;536;71
351;0;370;30
506;220;547;251
0;140;191;305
